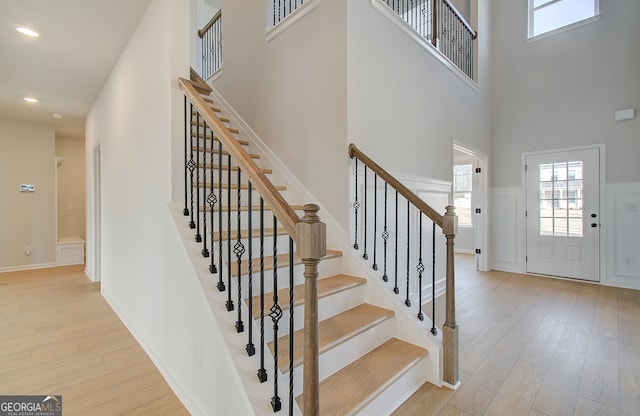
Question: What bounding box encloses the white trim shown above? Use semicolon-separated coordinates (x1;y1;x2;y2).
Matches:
370;0;479;92
0;262;57;274
205;68;223;84
265;0;321;43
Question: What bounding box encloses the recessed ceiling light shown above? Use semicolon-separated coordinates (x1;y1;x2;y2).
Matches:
52;113;63;119
24;97;39;103
15;26;40;38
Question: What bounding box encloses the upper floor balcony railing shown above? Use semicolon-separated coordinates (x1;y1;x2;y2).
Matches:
380;0;478;80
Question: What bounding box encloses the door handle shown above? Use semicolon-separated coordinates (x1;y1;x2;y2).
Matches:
591;223;598;228
591;213;597;218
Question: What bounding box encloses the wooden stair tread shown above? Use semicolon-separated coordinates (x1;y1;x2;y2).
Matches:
197;163;273;174
193;182;286;191
295;338;428;416
269;303;394;373
192;111;230;123
203;204;305;212
192;146;260;159
248;274;366;320
228;250;342;277
191;132;249;146
192;120;240;134
213;227;287;242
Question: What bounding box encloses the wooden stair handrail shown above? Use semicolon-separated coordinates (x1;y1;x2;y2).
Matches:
198;9;221;38
179;78;301;238
349;143;443;228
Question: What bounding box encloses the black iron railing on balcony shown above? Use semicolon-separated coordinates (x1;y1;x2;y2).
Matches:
180;73;325;414
380;0;477;80
198;10;222;80
270;0;305;27
349;143;459;386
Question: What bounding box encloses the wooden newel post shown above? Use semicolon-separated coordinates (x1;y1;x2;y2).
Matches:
296;204;326;416
441;205;459;387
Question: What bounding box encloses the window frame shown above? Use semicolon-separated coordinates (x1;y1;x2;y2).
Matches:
527;0;600;40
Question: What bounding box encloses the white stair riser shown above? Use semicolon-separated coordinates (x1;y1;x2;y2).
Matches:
356;357;429;416
245;283;367;343
286;318;395;398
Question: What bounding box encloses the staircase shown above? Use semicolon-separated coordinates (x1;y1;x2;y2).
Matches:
177;72;441;415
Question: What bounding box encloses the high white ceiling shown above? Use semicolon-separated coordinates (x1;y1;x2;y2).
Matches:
0;0;152;139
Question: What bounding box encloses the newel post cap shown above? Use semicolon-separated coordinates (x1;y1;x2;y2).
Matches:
296;204;327;259
442;205;458;236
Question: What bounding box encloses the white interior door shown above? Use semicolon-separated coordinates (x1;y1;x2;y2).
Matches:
526;148;600;281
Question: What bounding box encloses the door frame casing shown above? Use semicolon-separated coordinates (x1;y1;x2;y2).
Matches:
454;141;489;272
521;144;606;282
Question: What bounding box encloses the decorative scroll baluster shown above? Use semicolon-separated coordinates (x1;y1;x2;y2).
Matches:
393;190;399;294
246;182;255;355
431;221;437;335
195;113;202;243
207;131;218;267
270;215;282;412
353;159;359;250
362;166;368;260
235;169;245;333
417;214;424;321
226;152;233;312
288;237;295;416
217;140;225;289
257;197;267;383
188;105;196;229
372;174;378;271
201;121;210;258
382;182;388;281
405;199;411;307
183;96;189;216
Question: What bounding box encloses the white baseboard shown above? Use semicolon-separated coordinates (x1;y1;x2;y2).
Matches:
0;262;56;274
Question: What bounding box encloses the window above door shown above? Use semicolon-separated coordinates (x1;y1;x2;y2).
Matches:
527;0;600;40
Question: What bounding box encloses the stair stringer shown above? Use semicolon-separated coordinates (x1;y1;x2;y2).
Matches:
206;82;446;390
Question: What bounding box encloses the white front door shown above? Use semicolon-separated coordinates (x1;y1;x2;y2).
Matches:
525;148;601;281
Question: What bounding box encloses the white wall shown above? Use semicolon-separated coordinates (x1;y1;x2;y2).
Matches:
491;0;640;187
85;0;251;414
56;136;86;239
0;118;56;270
490;0;640;287
212;0;349;227
347;0;492;192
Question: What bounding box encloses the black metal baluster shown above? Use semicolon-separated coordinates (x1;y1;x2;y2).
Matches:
188;105;196;229
183;96;189;216
405;199;411;307
257;197;267;383
208;147;217;271
235;169;245;333
195;113;202;243
417;214;425;321
353;159;359;250
288;237;295;416
431;221;438;335
217;140;225;289
393;190;399;294
246;182;255;355
270;215;282;412
226;151;233;311
363;166;368;260
382;182;388;282
201;121;209;258
372;174;378;271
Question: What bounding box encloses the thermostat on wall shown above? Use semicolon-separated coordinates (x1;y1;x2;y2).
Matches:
20;184;35;192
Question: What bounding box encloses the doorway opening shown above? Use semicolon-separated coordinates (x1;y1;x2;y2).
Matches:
453;143;488;271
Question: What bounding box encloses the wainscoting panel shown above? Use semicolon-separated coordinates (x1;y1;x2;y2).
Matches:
491;187;525;273
606;183;640;290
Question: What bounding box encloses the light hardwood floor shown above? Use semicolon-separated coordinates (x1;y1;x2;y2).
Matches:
394;254;640;416
0;265;188;416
